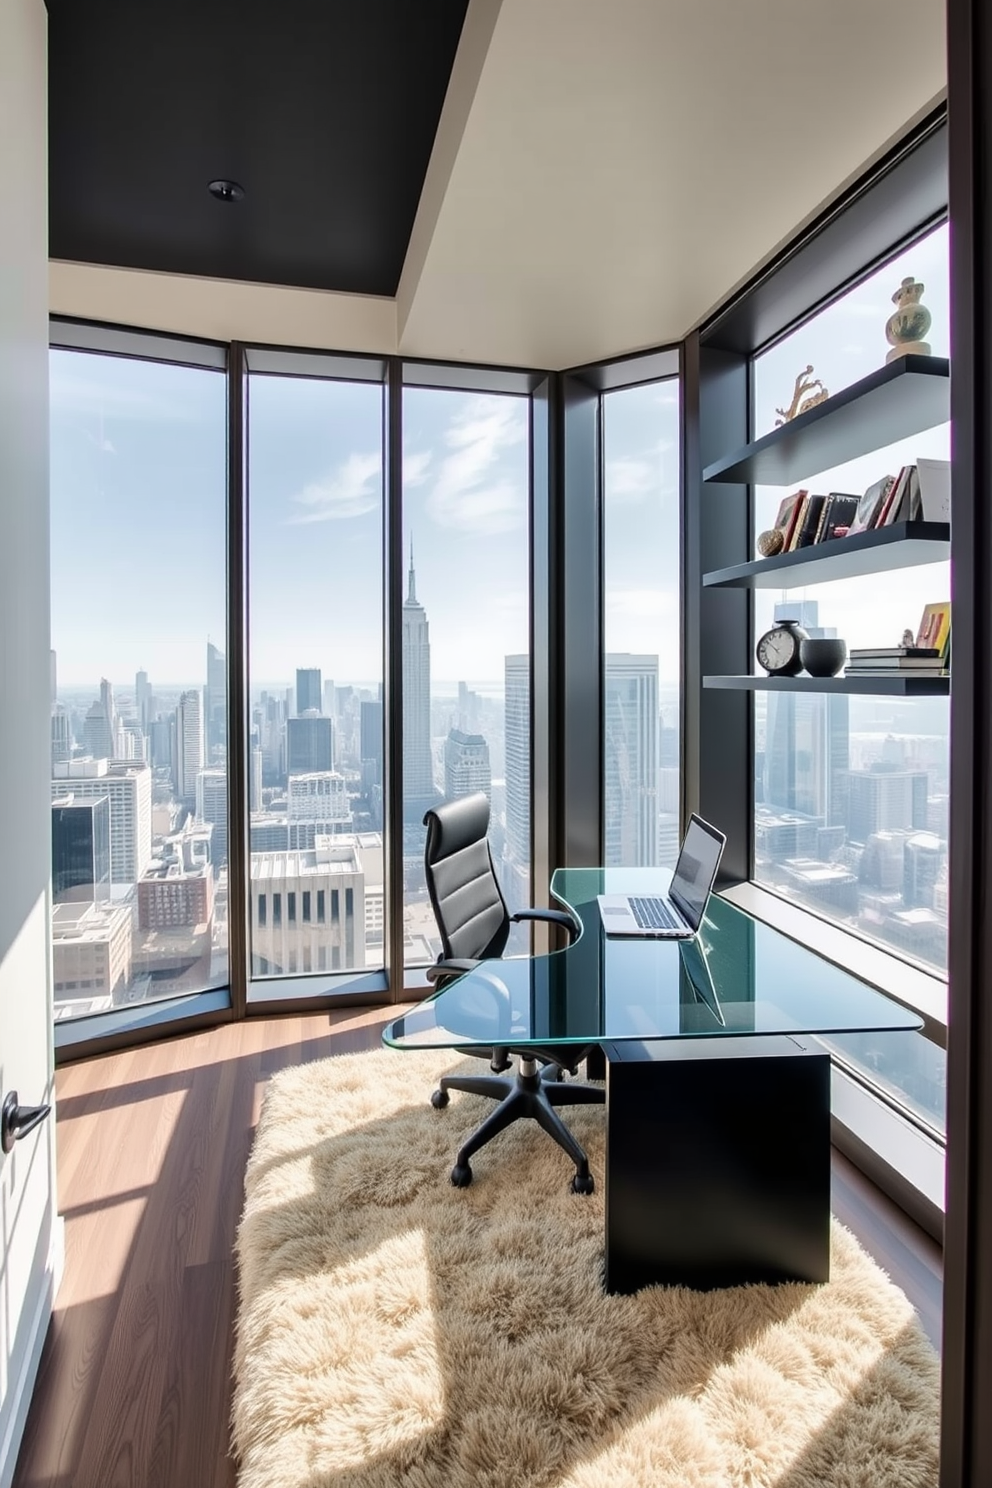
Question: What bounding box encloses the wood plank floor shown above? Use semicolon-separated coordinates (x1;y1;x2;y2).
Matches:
13;1009;944;1488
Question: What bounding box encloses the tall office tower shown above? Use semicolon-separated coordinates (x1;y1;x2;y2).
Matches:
287;771;350;823
250;840;366;976
604;654;659;867
51;795;111;903
503;654;530;911
50;648;57;709
176;689;204;808
84;677;119;761
51;704;71;767
443;729;491;801
205;642;226;761
296;667;322;716
763;691;851;827
903;831;944;908
196;767;228;866
149;718;172;769
402;541;434;811
250;745;263;812
847;764;929;845
287;712;334;774
52;759;153;884
322;679;336;719
360;699;383;785
122;723;147;762
135;669;152;731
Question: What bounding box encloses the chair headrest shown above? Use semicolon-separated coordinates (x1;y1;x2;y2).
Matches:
423;791;490;861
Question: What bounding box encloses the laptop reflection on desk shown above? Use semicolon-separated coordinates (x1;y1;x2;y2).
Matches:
596;814;726;940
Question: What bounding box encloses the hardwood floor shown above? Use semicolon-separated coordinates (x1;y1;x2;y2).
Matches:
12;1010;944;1487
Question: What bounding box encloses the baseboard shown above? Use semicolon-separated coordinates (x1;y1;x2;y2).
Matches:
0;1214;64;1488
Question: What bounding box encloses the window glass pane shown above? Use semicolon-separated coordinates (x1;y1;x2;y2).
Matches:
247;373;384;986
602;379;681;866
750;223;949;978
49;348;227;1020
402;388;531;968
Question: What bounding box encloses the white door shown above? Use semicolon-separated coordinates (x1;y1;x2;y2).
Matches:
0;5;60;1484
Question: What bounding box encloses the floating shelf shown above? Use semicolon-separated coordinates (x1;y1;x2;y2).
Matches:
702;356;950;487
703;521;950;589
704;673;950;696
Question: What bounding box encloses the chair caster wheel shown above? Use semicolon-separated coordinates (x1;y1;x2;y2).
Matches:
571;1173;595;1195
451;1163;473;1188
431;1088;450;1109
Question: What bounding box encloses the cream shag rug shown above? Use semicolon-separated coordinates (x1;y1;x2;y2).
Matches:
233;1047;939;1488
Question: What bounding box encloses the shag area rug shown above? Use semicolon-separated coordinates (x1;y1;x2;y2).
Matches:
233;1047;939;1488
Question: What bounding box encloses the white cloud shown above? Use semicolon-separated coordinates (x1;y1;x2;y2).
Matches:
605;455;657;502
403;450;432;487
290;451;381;523
425;397;527;535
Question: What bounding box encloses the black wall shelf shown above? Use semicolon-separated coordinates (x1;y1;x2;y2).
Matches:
703;521;950;589
702;356;950;486
704;673;950;697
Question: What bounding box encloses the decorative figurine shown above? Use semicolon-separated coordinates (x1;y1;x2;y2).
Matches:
756;527;785;557
885;276;932;362
901;627;916;647
774;365;830;425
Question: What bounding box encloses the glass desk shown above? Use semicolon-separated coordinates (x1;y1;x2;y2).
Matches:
385;869;923;1292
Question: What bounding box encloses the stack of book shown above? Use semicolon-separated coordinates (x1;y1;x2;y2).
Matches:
845;646;945;676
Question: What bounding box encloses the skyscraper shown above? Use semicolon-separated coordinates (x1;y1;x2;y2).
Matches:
296;667;322;716
444;729;491;801
52;759;152;885
287;712;334;774
135;669;152;732
51;704;71;767
84;677;120;761
196;767;228;866
503;655;530;890
360;698;383;784
176;689;203;808
764;691;851;826
604;654;658;866
51;795;111;903
206;641;226;761
847;765;929;845
402;540;434;811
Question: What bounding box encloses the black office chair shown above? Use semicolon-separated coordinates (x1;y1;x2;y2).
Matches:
422;791;604;1193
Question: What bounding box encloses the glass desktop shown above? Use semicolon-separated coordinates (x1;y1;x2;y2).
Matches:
383;867;923;1051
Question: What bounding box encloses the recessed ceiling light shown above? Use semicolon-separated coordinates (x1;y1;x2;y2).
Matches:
208;179;245;203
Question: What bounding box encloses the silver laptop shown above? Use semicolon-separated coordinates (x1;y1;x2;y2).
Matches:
597;814;726;939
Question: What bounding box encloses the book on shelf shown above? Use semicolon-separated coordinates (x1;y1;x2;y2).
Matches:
818;493;859;542
848;474;895;535
916;457;950;522
915;600;951;660
845;658;947;671
786;492;811;551
773;490;806;550
793;493;826;548
848;646;939;660
875;465;912;527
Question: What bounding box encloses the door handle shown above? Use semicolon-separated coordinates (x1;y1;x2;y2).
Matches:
1;1091;51;1154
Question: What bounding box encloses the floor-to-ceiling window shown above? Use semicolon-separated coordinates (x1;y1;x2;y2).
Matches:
750;220;949;1136
602;378;681;867
246;365;385;986
49;338;228;1020
401;385;532;967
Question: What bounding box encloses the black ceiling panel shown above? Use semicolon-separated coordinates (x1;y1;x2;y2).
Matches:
47;0;469;296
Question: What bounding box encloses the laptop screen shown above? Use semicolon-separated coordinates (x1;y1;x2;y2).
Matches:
669;815;725;932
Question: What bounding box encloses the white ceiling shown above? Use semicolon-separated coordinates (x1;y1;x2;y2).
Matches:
51;0;948;369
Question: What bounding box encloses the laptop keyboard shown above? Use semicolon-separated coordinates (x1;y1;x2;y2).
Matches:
629;895;681;932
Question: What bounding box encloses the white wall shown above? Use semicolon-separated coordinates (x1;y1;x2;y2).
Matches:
0;3;59;1482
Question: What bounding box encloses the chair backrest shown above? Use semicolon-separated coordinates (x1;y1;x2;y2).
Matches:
423;792;511;962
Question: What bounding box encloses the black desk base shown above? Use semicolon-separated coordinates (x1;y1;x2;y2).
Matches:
604;1036;830;1293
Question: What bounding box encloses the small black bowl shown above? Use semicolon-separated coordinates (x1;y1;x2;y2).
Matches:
800;638;847;677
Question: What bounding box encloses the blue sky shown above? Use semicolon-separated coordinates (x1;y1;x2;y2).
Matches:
51;353;679;692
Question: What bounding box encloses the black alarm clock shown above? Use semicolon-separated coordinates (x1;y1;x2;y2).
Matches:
756;619;809;676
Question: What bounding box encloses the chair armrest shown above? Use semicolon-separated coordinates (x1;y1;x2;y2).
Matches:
426;958;481;985
510;908;580;944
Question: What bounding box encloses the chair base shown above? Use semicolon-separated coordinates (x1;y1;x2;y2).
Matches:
432;1056;605;1191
